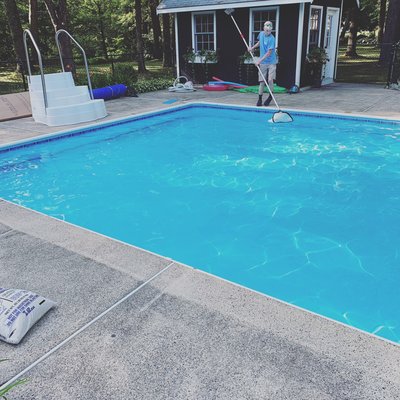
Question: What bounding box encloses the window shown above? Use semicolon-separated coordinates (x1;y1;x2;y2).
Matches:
192;12;216;52
308;6;323;51
249;8;279;48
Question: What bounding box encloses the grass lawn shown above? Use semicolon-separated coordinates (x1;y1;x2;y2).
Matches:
0;69;26;95
0;59;174;95
336;45;388;84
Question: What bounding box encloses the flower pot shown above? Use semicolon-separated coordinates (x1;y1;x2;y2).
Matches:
310;63;323;88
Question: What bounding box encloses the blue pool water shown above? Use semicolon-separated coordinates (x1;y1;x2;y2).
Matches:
1;104;400;342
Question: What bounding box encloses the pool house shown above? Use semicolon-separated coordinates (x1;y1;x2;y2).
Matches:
157;0;344;88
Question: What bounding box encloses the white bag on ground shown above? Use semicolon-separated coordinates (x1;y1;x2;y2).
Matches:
0;288;56;344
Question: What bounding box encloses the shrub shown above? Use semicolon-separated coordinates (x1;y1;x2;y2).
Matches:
134;78;172;93
306;47;329;65
112;63;138;86
75;71;114;88
89;73;115;88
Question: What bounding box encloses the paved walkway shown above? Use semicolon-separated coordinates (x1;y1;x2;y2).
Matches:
1;83;400;399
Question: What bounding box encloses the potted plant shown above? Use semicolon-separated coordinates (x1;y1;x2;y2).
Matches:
238;51;253;85
306;47;329;88
197;49;219;82
183;48;196;82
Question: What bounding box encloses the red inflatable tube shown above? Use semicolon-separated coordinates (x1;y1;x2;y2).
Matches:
202;84;230;91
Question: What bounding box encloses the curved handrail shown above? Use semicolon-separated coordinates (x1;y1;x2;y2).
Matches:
23;29;48;111
55;29;93;99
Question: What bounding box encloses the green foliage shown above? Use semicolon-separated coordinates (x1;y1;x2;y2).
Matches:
0;69;25;95
183;48;219;64
134;77;172;93
306;47;329;64
197;49;219;64
112;63;138;86
359;0;380;30
239;51;252;63
0;5;14;62
336;44;388;83
76;63;138;88
204;50;219;63
183;48;196;63
87;72;115;88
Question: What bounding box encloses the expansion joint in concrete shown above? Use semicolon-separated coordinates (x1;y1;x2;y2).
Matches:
0;261;174;390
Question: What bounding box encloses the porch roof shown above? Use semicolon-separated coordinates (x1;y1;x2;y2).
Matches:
157;0;313;14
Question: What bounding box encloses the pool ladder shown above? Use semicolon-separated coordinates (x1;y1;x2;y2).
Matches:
23;29;107;126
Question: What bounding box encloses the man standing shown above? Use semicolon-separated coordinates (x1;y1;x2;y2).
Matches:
248;21;277;106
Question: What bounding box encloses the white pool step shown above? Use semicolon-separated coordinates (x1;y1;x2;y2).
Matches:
28;72;107;126
30;86;91;107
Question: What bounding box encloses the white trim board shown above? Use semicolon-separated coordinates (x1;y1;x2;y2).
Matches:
248;6;280;48
334;0;344;79
306;5;324;53
191;10;217;54
295;2;305;86
157;0;312;14
174;13;180;77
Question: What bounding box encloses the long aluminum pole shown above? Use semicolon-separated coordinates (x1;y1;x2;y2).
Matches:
55;29;93;99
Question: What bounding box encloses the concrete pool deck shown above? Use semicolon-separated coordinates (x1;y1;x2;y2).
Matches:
1;82;400;399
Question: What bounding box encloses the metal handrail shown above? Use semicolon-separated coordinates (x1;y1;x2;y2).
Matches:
23;29;48;111
55;29;93;99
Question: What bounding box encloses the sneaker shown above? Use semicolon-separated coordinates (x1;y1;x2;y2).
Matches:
264;95;272;106
256;98;263;106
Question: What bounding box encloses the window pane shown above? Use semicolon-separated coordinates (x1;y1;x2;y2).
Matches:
309;8;321;50
251;9;277;46
194;13;215;51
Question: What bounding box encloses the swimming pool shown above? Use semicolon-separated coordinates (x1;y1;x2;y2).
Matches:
1;104;399;343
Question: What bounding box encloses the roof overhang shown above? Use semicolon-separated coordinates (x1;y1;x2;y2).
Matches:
157;0;313;15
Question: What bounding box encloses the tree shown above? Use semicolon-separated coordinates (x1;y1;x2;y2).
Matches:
345;6;360;57
93;1;109;59
162;13;172;67
380;0;400;62
0;4;15;62
4;0;25;72
134;0;147;72
149;0;162;59
378;0;387;44
42;0;74;71
29;0;39;44
29;0;39;64
382;0;400;43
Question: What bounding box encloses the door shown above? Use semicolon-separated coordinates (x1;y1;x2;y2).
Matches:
323;7;340;84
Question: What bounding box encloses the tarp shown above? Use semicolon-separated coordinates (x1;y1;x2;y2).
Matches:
0;92;32;122
234;84;287;94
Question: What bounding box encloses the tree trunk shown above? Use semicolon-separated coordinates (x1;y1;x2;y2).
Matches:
378;0;387;44
380;0;400;63
96;2;109;60
340;12;349;42
345;6;359;58
149;0;162;59
29;0;39;65
43;0;75;72
135;0;147;73
162;14;172;67
4;0;26;72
